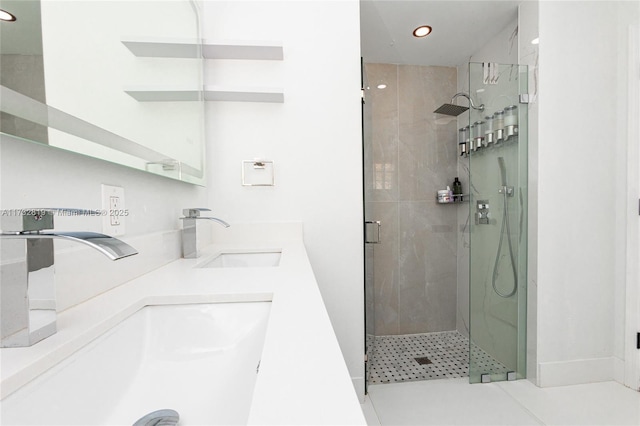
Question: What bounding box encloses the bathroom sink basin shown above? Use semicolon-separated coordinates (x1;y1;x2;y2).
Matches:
1;302;272;425
199;249;282;268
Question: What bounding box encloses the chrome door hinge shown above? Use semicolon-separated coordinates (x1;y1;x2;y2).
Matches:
365;221;381;244
519;93;536;104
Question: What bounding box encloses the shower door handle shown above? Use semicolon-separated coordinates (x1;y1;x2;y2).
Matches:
365;221;381;244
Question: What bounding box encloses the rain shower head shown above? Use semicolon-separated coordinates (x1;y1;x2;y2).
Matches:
434;92;484;116
433;103;469;116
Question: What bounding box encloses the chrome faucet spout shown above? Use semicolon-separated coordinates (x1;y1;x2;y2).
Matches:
180;207;230;258
0;209;138;347
196;217;230;228
49;232;138;260
0;231;138;260
52;232;138;260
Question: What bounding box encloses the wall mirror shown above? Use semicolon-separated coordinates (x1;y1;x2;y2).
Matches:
0;0;205;185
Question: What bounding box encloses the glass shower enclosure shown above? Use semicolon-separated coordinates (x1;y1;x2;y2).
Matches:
467;62;528;383
362;61;528;389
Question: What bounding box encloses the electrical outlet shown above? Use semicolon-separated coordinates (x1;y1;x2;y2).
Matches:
101;184;125;236
109;195;120;226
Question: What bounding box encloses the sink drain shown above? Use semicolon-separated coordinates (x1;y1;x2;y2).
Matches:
133;409;179;426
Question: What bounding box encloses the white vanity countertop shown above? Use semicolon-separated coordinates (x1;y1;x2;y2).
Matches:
0;223;366;425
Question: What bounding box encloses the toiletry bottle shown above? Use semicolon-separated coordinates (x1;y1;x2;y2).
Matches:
446;186;453;202
452;177;463;201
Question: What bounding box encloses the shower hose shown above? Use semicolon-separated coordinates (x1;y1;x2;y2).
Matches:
491;181;518;299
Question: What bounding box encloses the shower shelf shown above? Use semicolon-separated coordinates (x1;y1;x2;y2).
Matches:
124;86;284;103
436;195;469;204
121;37;283;60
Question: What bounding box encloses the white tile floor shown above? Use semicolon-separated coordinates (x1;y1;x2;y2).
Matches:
362;379;640;425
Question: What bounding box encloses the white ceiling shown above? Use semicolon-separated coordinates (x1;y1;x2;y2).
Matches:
3;0;520;64
360;0;520;66
0;0;43;54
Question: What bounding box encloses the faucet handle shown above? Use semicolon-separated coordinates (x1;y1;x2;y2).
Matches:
182;208;211;218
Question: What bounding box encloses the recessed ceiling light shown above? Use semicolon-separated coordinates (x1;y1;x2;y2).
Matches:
0;9;16;22
377;84;387;89
413;25;432;38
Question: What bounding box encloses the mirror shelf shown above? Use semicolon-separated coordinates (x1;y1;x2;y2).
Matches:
0;85;203;183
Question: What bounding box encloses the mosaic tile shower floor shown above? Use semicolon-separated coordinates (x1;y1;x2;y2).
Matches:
367;331;509;384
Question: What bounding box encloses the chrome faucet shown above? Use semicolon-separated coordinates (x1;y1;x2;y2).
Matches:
0;209;138;348
180;208;229;259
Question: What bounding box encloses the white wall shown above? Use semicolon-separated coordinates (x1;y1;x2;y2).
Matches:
535;0;638;387
0;136;207;311
200;1;365;397
624;20;640;392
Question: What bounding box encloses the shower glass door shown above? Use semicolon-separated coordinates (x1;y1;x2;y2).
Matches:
468;62;528;383
362;61;375;392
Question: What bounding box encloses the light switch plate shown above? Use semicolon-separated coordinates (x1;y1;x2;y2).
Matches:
101;184;125;236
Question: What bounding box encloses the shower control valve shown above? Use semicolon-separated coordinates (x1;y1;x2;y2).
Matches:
476;200;490;225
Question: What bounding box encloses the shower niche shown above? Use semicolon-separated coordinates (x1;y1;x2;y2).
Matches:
466;62;528;383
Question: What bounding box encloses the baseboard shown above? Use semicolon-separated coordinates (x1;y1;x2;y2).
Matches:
352;376;365;403
613;356;625;384
538;357;615;387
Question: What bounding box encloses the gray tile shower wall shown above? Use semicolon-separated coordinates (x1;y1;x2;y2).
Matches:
364;63;458;336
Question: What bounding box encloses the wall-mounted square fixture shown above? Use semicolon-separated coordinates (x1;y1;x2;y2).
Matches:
242;160;274;186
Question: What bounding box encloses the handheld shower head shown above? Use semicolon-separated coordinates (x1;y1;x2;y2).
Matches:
434;92;484;116
497;156;507;186
493;155;518;299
